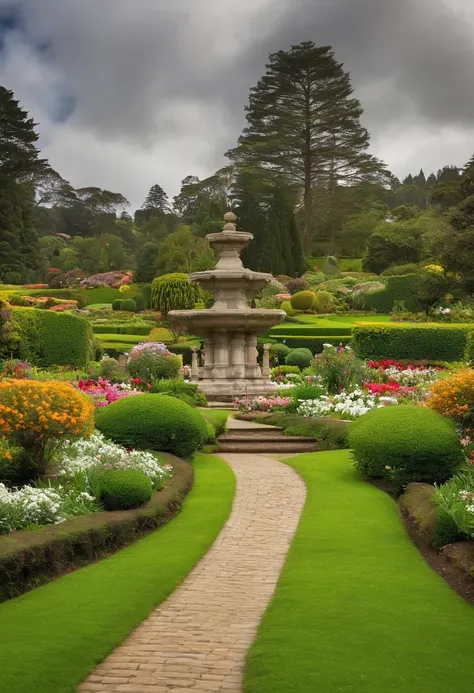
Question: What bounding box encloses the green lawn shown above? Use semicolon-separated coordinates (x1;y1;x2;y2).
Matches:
201;409;232;436
96;333;145;343
308;257;363;271
245;450;474;693
87;302;112;310
0;454;235;693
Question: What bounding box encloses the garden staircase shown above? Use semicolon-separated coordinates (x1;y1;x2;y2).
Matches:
217;417;317;454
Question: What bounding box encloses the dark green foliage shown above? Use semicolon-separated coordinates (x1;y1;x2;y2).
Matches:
352;324;469;361
112;299;123;311
167;343;201;366
151;273;199;314
27;289;87;308
362;225;423;274
360;274;420;312
0;177;40;283
432;511;468;549
349;405;463;488
2;308;93;367
120;299;136;312
99;469;152;511
135;242;160;283
270;325;351;336
285;348;313;369
95;394;208;458
269;343;291;364
466;330;474;362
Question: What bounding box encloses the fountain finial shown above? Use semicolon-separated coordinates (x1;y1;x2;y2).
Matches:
223;210;237;234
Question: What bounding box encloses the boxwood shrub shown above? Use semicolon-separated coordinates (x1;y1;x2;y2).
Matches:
285;348;313;369
352;324;470;361
95;394;208;458
3;308;94;368
99;469;153;510
349;405;463;489
271;335;352;353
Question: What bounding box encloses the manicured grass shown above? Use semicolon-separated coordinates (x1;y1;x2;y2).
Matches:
84;287;123;304
245;450;474;693
0;454;235;693
87;302;112;309
202;409;232;436
97;333;144;343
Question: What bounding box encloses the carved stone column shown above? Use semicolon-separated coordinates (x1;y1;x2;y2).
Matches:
214;332;229;379
191;346;199;382
245;333;260;379
202;335;214;380
230;332;246;379
262;343;271;379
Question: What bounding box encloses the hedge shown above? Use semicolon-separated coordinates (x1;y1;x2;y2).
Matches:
92;325;151;335
361;274;421;313
3;308;94;368
269;325;352;337
466;330;474;361
352;324;470;361
0;456;192;603
268;335;352;353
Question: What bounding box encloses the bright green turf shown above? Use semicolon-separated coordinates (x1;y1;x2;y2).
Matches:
245;450;474;693
87;302;113;310
201;409;232;434
96;333;144;343
0;454;235;693
308;257;363;271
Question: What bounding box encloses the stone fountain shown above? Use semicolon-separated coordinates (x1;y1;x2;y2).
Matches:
169;211;286;402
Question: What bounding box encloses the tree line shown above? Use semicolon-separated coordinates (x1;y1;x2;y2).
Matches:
0;40;473;286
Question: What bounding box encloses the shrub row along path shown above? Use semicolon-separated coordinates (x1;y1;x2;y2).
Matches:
79;448;306;692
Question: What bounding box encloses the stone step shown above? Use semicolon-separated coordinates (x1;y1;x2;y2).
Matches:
217;440;317;453
218;434;315;444
220;428;284;438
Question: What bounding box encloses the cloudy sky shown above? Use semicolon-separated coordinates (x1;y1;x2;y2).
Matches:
0;0;473;210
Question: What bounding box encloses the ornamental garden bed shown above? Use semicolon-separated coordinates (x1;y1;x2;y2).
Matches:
0;455;192;603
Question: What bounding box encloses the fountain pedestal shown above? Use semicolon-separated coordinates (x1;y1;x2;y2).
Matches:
169;212;285;402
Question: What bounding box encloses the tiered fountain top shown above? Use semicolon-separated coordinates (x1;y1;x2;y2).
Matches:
169;211;285;332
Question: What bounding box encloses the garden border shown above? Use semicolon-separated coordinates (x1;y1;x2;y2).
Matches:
0;454;193;603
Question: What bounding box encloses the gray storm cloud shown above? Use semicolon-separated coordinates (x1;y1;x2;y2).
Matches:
0;0;472;205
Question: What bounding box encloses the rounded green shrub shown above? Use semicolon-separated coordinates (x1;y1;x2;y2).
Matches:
290;291;316;312
312;291;334;313
99;357;128;383
99;469;152;511
151;273;200;315
112;299;122;311
280;300;294;316
349;405;463;488
120;299;136;312
95;394;208;458
285;348;313;369
270;343;291;364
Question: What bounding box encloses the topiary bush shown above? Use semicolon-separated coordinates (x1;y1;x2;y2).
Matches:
290;291;316;312
349;405;463;490
95;394;208;458
151;273;200;315
285;348;313;369
280;300;294;316
112;299;122;311
99;469;152;510
120;299;136;312
150;379;207;407
98;357;129;383
270;343;291;365
312;291;334;313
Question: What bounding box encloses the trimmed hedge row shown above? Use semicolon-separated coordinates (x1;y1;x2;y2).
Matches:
93;325;151;335
269;335;352;353
269;325;352;337
3;308;94;368
361;274;421;313
0;456;192;603
100;341;201;364
352;324;470;361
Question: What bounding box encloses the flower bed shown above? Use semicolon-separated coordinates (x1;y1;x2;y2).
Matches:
77;378;140;407
235;396;294;413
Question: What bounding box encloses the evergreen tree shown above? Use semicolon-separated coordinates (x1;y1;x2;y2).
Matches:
0;177;39;282
227;42;386;252
142;184;171;215
135;242;160;283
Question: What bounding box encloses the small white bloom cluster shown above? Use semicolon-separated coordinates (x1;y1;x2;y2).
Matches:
0;483;95;534
385;366;440;388
297;389;397;419
58;432;172;488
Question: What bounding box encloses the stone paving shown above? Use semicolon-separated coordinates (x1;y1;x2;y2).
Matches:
78;453;306;693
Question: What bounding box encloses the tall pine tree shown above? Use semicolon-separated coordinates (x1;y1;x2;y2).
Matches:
227;42;387;252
